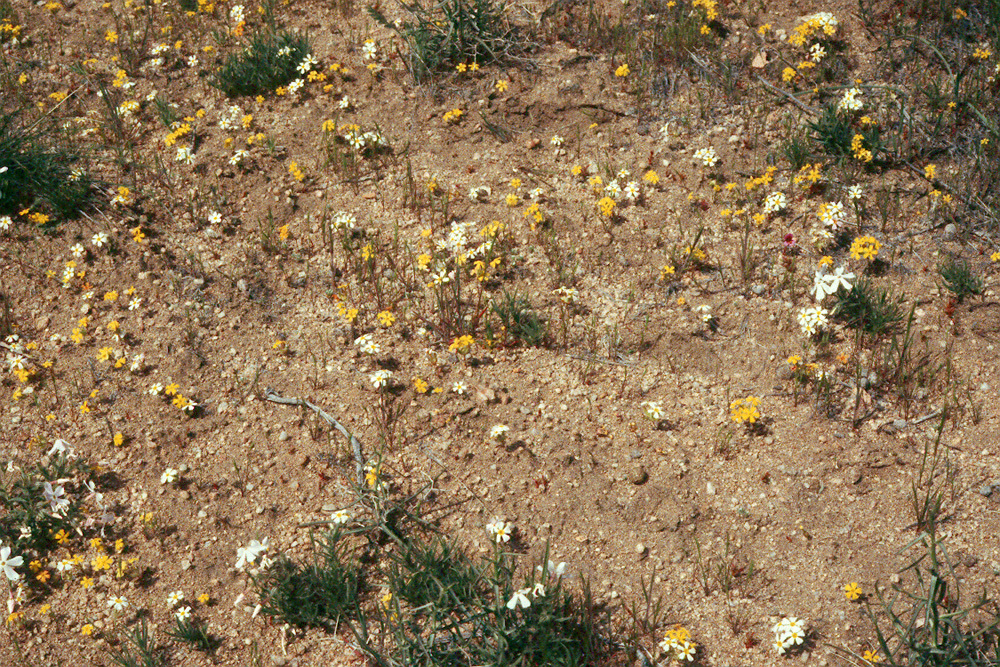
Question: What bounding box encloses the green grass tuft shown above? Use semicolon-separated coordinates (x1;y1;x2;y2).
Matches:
211;29;312;97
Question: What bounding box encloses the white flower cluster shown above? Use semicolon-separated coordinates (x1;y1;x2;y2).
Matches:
369;369;392;389
229;4;245;23
693;147;719;167
773;616;806;654
218;104;244;131
817;201;847;231
553;286;579;304
811;265;854;300
763;191;787;215
837;87;863;113
659;634;697;662
343;127;388;152
362;39;377;60
297;54;318;75
797;305;830;336
332;211;357;231
802;12;838;34
354;333;380;356
506;583;545;609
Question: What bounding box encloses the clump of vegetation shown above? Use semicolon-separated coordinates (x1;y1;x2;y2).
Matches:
211;29;312;97
0;109;95;221
937;256;984;302
368;0;518;83
833;278;905;337
253;529;363;629
490;289;547;347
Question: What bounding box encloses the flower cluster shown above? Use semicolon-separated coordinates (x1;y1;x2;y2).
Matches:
659;626;698;662
850;235;881;261
797;305;830;336
773;616;807;654
486;518;513;543
729;395;761;424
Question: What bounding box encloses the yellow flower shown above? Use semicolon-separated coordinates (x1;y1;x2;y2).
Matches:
105;30;117;42
36;570;51;583
279;224;290;240
115;539;125;554
198;593;210;604
863;650;882;663
924;164;936;180
850;236;881;261
165;383;180;396
844;582;862;600
782;67;797;83
643;170;659;185
377;310;396;327
92;554;113;571
81;623;94;636
495;79;508;92
757;23;771;35
413;377;429;393
456;62;467;72
614;63;630;77
991;251;1000;262
660;265;675;279
81;576;94;589
819;255;834;267
80;400;90;414
113;432;124;446
597;196;616;218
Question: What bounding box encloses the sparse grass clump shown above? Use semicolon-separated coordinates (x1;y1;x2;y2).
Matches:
490;289;547;347
937;256;984;302
0;109;95;222
368;0;517;83
254;529;362;629
211;29;312;97
833;278;904;337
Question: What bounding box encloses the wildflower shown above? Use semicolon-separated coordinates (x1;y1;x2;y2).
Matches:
773;616;806;653
175;146;194;164
847;184;864;200
452;380;468;394
161;468;179;484
235;538;269;570
495;79;508;92
849;236;881;261
693;147;719;167
730;396;762;424
167;590;184;607
175;606;192;621
863;650;882;663
763;191;787;215
0;546;23;581
643;401;666;420
537;560;568;579
361;39;377;60
43;482;69;514
486;518;512;543
614;63;630;77
694;304;712;323
797;305;830;336
782;66;797;82
81;623;94;635
377;310;396;327
924;164;937;180
207;210;222;226
490;424;509;440
92;232;109;248
369;369;392;389
554;286;579;303
844;582;862;600
413;377;429;393
107;595;129;612
330;509;351;525
624;181;640;200
92;554;113;571
597;196;616;217
507;587;532;609
355;334;381;356
809;43;826;62
838;88;863;112
550;135;563;147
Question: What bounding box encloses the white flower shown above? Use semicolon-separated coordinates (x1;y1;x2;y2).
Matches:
0;216;11;232
55;558;75;573
773;616;807;653
332;212;356;230
604;180;622;199
330;509;351;525
92;232;109;248
355;333;381;356
531;583;546;598
0;545;24;581
818;201;847;230
506;587;532;609
149;382;164;395
763;191;787;215
490;424;509;440
297;54;318;74
229;149;249;166
175;146;194;164
187;55;199;68
369;370;392;389
643;400;665;420
550;135;563;146
175;605;192;621
229;4;245;22
694;304;712;323
486;518;512;543
167;590;184;607
837;87;863;112
536;559;568;579
287;78;304;95
47;438;74;458
338;96;353;110
42;482;69;514
623;180;640;200
207;211;222;226
693;147;719;167
529;187;544;200
235;538;269;570
554;286;579;303
809;43;826;62
107;595;129;612
129;297;142;311
797;306;830;336
161;468;179;485
452;381;467;394
361;39;377;60
826;266;855;293
847;184;864;200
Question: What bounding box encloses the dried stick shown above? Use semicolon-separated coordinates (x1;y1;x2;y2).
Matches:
264;386;365;485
